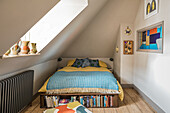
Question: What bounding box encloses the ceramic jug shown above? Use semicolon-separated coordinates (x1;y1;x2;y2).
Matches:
29;43;37;54
10;43;20;55
20;41;30;54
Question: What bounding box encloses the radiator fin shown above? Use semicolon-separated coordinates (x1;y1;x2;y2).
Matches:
0;70;34;113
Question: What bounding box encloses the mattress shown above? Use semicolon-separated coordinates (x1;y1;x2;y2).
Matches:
39;66;124;101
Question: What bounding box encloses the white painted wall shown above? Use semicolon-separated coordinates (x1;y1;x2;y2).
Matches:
0;0;108;76
0;59;58;95
113;29;121;78
113;24;134;84
62;0;140;58
120;24;134;84
133;0;170;112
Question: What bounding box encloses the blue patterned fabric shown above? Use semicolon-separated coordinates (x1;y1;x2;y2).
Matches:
47;71;118;91
89;59;100;67
82;58;90;68
72;59;84;68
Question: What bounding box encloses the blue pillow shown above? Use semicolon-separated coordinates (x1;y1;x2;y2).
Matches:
72;59;84;68
89;59;100;67
82;58;90;68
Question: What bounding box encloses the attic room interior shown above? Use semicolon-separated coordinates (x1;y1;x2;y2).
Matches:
0;0;169;113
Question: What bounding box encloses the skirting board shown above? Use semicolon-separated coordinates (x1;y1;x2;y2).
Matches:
122;84;165;113
133;85;165;113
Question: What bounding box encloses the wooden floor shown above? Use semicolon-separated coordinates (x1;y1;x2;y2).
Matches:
22;88;156;113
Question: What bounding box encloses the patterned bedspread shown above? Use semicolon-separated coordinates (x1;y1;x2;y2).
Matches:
47;71;118;91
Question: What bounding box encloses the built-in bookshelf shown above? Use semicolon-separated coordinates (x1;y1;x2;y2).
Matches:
40;93;119;108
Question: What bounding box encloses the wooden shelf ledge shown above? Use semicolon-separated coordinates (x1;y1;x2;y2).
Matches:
1;53;40;59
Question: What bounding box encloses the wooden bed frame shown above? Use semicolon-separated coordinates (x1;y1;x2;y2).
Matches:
40;58;120;108
40;92;119;108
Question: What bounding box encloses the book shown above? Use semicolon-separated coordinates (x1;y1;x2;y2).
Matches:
90;96;93;107
96;96;98;107
110;96;113;107
104;96;107;107
55;96;59;107
87;96;90;107
83;96;87;106
50;96;54;107
108;96;110;107
52;96;57;107
45;96;49;108
80;96;84;105
105;96;108;107
97;95;100;107
93;96;96;107
71;96;74;102
73;96;77;102
101;96;103;107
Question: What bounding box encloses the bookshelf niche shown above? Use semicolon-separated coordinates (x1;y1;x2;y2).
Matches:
40;93;119;108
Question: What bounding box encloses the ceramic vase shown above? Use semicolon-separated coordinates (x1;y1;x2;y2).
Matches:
20;41;30;54
4;49;11;56
29;43;37;54
10;43;20;55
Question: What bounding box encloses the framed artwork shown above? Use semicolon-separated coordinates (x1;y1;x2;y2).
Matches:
123;40;133;55
144;0;159;19
137;21;163;53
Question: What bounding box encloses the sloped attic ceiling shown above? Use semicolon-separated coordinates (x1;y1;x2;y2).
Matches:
62;0;140;58
0;0;108;76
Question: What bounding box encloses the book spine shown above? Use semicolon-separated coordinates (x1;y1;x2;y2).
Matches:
104;96;106;107
73;96;77;102
50;97;54;107
45;96;49;108
93;96;96;107
52;96;56;107
55;96;59;107
90;96;93;107
80;96;83;105
110;96;113;107
108;96;110;107
71;96;74;102
101;96;103;107
96;96;98;107
87;96;90;107
106;96;108;107
98;95;100;107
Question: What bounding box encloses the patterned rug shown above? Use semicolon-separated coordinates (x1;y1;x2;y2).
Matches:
43;101;92;113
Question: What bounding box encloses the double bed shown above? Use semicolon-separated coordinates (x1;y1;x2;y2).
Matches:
39;59;124;108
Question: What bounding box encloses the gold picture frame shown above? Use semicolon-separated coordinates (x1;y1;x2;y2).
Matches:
123;40;133;55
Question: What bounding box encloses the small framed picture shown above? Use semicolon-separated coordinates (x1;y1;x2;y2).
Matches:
144;0;159;19
123;40;133;55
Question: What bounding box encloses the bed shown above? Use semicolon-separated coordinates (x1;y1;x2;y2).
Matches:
39;59;124;108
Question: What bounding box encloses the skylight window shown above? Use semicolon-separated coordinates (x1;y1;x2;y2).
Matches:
3;0;88;58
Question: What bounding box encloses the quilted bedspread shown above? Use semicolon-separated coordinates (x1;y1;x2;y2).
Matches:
47;71;118;91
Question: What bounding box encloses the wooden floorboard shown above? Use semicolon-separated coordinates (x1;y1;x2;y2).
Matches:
22;88;155;113
125;88;156;113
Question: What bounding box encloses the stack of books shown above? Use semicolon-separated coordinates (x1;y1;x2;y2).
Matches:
59;99;70;106
44;96;60;108
78;95;114;108
71;96;77;102
43;95;114;108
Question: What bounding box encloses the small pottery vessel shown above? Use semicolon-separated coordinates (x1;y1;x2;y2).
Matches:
20;41;30;54
4;49;11;56
29;43;37;54
10;43;20;55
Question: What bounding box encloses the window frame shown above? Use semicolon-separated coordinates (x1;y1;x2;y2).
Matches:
136;21;164;53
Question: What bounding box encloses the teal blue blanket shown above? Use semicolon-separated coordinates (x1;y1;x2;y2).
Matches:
47;71;118;91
